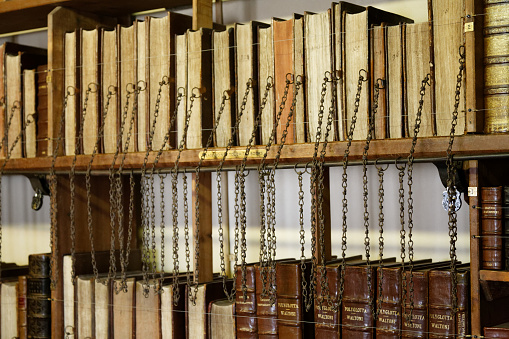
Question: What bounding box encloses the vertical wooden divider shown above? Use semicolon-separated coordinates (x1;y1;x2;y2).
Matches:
314;168;332;262
467;160;481;336
191;0;214;283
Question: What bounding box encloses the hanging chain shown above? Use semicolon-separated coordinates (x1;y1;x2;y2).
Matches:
446;46;465;314
361;78;383;316
48;87;73;289
375;160;388;319
171;87;198;306
404;73;430;322
396;158;407;309
307;72;331;311
158;171;167;291
338;69;368;307
296;163;312;309
257;73;292;302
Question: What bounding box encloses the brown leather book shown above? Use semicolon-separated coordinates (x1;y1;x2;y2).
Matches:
18;275;28;339
428;267;470;338
276;259;314;339
36;64;49;157
484;321;509;338
236;264;257;338
504;186;509;270
186;279;233;339
481;186;504;270
255;263;278;339
371;23;388;139
27;253;51;339
314;255;363;339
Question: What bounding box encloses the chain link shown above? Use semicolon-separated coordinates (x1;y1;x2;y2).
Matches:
338;69;368;307
375;160;388;319
404;74;430;322
446;46;465;314
296;164;311;309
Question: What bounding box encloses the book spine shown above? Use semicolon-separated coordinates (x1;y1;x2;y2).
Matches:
36;65;48;157
27;253;51;339
401;271;428;338
341;266;375;339
255;265;278;337
481;186;504;269
504;186;509;270
314;265;340;339
483;0;509;133
18;275;28;339
375;267;401;339
236;265;258;338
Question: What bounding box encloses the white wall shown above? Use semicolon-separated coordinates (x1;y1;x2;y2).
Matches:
0;0;469;272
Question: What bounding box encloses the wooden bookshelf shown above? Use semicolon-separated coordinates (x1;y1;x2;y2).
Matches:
480;270;509;283
0;0;192;34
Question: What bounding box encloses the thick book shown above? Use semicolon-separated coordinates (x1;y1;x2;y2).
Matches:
161;280;187;339
148;12;192;151
36;64;49;157
255;263;278;339
64;30;80;156
343;7;412;141
186;279;234;339
386;23;405;138
405;21;433;138
18;275;28;339
136;19;149;152
27;253;51;339
236;264;257;338
258;23;276;145
76;274;96;338
209;299;236;339
23;68;37;158
273;14;305;144
94;275;112;339
504;186;509;270
62;249;142;334
235;21;269;146
175;32;188;148
429;0;465;136
101;27;120;154
5;53;23;158
428;267;470;338
484;322;509;338
135;279;161;338
118;23;137;153
371;23;388;139
314;255;363;339
304;10;335;142
186;28;214;149
212;27;236;147
276;259;314;339
2;280;19;338
481;186;504;270
80;27;101;155
113;276;136;339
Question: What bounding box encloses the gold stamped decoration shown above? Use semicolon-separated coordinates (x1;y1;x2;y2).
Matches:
199;149;266;160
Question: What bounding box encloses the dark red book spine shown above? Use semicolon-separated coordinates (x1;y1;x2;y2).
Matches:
236;264;257;338
481;186;504;270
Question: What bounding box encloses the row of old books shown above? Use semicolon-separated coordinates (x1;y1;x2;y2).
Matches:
0;254;51;339
236;257;470;338
0;43;47;160
58;0;466;160
480;186;509;270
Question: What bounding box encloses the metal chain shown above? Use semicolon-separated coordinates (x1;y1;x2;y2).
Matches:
397;159;407;309
338;69;368;307
361;79;383;316
307;73;331;311
375;160;388;319
404;73;430;322
49;87;73;289
171;87;198;306
446;46;465;314
158;171;167;291
296;164;311;309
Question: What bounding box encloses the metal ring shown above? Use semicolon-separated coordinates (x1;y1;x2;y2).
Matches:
11;100;21;110
395;157;406;170
160;75;170;86
374;158;389;171
177;86;186;97
286;73;294;83
66;86;76;96
26;113;36;125
376;78;385;89
191;86;203;97
137;80;147;92
295;74;304;83
65;326;75;335
126;83;136;94
87;82;99;93
459;45;466;59
294;163;305;175
359;69;368;81
108;85;117;95
266;75;274;87
222;89;232;100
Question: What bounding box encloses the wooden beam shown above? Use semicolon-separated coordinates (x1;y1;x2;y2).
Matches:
192;172;214;283
480;270;509;282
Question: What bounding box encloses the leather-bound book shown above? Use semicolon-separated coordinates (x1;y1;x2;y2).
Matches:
209;299;236;339
258;23;277;145
255;263;278;339
18;275;28;339
481;186;504;270
276;259;314;339
36;64;49;157
428;267;470;338
186;279;233;339
314;255;363;339
371;23;388;139
23;69;37;158
236;264;257;338
484;321;509;338
504;186;509;270
27;253;51;339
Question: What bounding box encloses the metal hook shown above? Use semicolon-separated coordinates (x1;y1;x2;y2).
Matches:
359;69;369;81
376;78;386;89
459;45;466;59
286;73;295;84
223;88;234;100
375;158;389;171
266;75;274;87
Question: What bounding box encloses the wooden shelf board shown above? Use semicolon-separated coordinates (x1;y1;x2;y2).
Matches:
0;0;191;34
4;134;509;174
480;270;509;282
